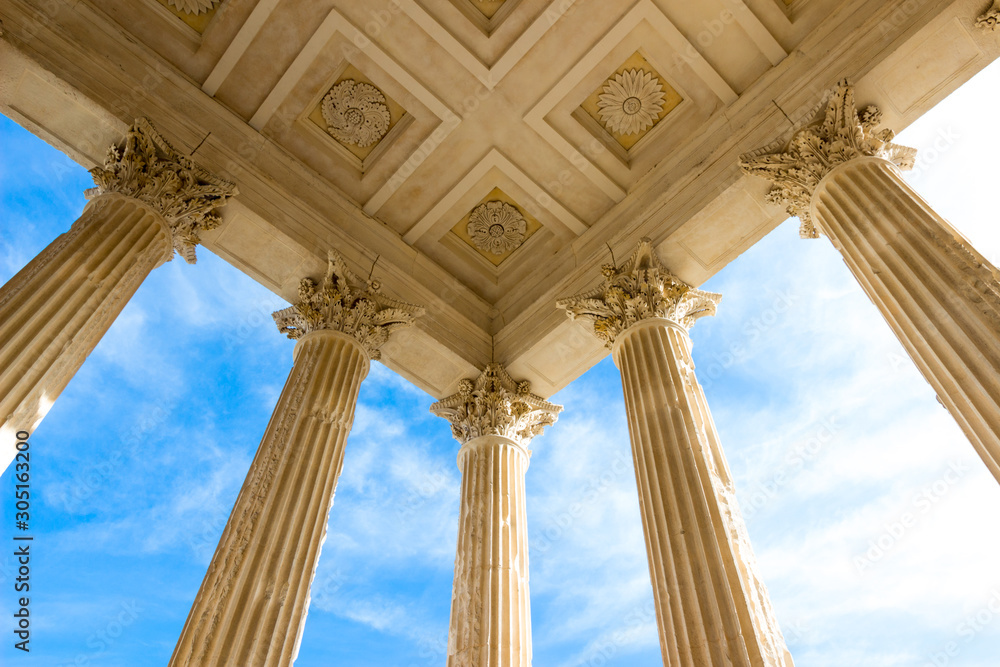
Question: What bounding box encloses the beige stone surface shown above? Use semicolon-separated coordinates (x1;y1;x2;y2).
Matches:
2;0;997;399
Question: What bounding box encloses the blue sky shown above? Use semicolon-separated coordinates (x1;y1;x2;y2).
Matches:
2;60;1000;666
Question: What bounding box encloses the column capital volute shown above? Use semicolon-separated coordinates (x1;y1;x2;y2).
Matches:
738;80;917;239
86;118;238;264
429;363;563;449
272;250;424;360
556;238;721;348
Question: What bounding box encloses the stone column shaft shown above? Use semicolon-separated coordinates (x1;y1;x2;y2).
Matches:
431;363;561;667
614;320;792;667
812;157;1000;479
0;195;169;466
450;435;531;667
169;330;368;667
170;250;422;667
558;239;793;667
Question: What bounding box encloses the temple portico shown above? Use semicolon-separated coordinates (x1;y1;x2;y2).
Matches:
2;0;1000;664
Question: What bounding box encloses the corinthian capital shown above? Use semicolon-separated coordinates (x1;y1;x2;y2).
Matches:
430;364;562;448
979;1;1000;30
272;250;424;360
557;238;721;348
88;118;237;263
739;80;917;238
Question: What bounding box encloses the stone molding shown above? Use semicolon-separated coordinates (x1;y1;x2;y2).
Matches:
979;1;1000;29
430;363;562;449
87;118;237;263
557;238;721;348
272;250;424;360
739;80;917;238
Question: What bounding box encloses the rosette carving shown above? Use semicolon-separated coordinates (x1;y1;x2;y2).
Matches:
88;118;237;264
467;201;527;255
597;69;667;136
557;238;721;347
430;364;562;448
166;0;220;14
321;80;391;148
272;250;424;360
739;80;917;238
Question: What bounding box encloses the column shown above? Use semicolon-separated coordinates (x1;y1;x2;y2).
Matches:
430;364;562;667
741;80;1000;483
558;240;794;667
0;118;236;469
169;251;423;667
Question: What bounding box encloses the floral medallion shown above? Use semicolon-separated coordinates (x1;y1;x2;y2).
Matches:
467;201;527;256
321;80;392;148
597;69;667;136
166;0;220;14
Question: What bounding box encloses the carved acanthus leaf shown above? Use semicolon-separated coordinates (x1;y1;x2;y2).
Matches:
557;238;720;348
739;80;916;238
430;364;562;448
88;118;237;263
978;0;1000;29
272;250;424;360
166;0;220;15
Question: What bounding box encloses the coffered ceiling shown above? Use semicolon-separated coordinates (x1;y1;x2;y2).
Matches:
0;0;996;398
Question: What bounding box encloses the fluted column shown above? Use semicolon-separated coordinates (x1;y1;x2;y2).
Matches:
431;364;562;667
169;251;423;667
741;81;1000;483
0;118;236;470
558;240;793;667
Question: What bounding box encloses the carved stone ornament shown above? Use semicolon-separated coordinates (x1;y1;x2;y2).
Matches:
272;250;424;360
978;0;1000;30
739;80;917;238
87;118;238;264
467;201;527;256
321;80;392;148
166;0;221;14
430;364;563;448
557;238;721;348
597;68;667;136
